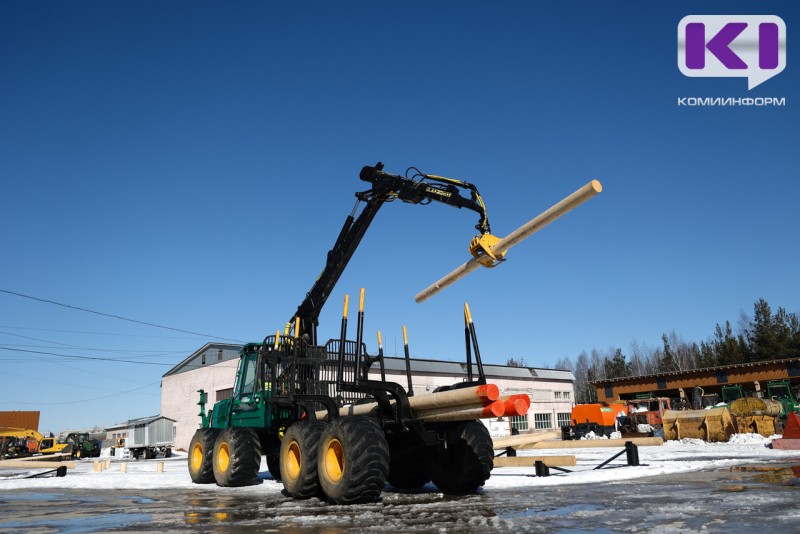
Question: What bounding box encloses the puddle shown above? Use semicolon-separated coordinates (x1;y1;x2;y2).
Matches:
0;512;152;533
502;503;604;519
730;465;800;486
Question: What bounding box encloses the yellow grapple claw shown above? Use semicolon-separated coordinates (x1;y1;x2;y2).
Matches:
469;233;504;268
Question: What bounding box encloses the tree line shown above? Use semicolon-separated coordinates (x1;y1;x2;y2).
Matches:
508;299;800;404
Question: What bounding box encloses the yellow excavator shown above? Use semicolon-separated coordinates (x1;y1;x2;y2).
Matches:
0;427;72;458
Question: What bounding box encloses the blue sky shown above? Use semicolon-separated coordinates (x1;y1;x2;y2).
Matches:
1;2;798;434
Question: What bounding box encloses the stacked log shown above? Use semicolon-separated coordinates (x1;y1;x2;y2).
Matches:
315;383;530;424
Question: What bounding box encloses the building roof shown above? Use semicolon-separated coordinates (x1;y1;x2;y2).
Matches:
589;357;800;386
163;343;243;377
107;415;176;430
530;368;576;381
166;343;575;384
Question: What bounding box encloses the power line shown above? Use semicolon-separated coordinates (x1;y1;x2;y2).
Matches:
0;346;174;366
0;330;191;356
0;288;244;343
0;324;210;340
0;381;159;406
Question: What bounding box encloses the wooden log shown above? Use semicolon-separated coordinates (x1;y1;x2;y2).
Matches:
493;431;560;449
8;453;72;462
493;455;577;467
497;394;530;408
417;399;504;421
415;179;603;303
0;460;76;469
315;383;500;419
502;397;530;417
521;437;663;449
418;401;505;423
407;384;500;409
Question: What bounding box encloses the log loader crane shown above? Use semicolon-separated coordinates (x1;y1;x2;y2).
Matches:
189;163;498;503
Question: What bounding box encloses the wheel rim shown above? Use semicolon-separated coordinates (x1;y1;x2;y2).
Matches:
285;441;301;480
323;438;344;483
217;442;230;472
190;443;204;471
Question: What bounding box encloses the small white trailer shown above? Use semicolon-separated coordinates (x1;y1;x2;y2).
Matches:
122;415;176;460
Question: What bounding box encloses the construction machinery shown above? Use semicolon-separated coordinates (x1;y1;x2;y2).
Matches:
62;432;102;459
661;407;736;442
189;163;502;503
728;397;783;437
561;403;628;440
621;396;673;438
766;380;800;419
0;428;72;458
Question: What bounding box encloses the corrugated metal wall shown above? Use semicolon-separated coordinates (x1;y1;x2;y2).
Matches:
132;425;146;447
0;411;40;431
127;418;174;447
149;418;174;445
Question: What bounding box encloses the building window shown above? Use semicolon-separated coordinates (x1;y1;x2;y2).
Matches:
554;391;571;400
510;415;529;432
216;388;233;402
217;349;223;362
533;413;553;430
557;412;572;428
554;391;562;399
201;353;206;365
563;391;570;400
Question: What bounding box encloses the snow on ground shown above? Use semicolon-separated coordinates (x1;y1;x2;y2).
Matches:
0;434;797;493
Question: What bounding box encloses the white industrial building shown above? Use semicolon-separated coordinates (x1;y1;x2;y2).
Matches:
161;342;575;451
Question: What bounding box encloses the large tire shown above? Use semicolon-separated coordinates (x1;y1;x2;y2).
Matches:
266;453;281;481
388;452;430;489
212;427;262;487
188;429;220;484
280;421;326;498
427;421;493;494
317;416;389;504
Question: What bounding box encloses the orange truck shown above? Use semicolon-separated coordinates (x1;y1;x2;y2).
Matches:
561;403;627;440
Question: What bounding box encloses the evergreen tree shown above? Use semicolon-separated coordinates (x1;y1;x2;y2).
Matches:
604;348;629;379
748;299;776;361
658;333;678;373
713;321;747;365
746;299;800;360
506;356;527;367
697;340;716;368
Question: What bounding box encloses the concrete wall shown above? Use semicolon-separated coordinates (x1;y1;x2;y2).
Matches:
161;358;240;452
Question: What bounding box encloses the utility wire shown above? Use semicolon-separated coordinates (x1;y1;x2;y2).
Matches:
0;330;191;356
0;324;209;340
0;381;159;406
0;288;244;343
0;346;173;366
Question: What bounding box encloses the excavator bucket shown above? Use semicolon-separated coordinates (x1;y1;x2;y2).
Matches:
662;407;735;442
728;397;783;437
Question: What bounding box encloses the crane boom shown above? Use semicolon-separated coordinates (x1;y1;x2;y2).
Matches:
285;162;495;345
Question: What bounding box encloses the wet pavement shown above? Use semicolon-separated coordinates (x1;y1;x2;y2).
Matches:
1;464;799;533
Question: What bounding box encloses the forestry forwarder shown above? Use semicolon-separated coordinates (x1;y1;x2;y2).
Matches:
189;163;498;503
